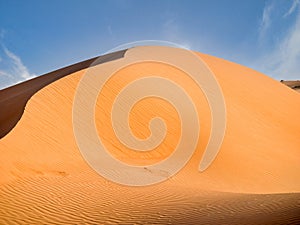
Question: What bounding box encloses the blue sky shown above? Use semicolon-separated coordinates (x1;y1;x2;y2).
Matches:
0;0;299;89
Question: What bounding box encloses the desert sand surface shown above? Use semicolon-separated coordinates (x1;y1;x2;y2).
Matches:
0;50;126;139
0;46;299;224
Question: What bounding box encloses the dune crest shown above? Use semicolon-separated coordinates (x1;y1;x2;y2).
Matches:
0;46;299;224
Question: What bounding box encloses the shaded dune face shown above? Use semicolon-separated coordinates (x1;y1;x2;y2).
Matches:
281;80;300;93
0;50;127;139
0;46;299;224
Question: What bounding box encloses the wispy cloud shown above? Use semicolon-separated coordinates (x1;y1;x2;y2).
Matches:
0;44;36;90
259;2;274;41
3;47;34;80
271;13;300;79
284;0;300;18
254;1;300;79
107;25;113;37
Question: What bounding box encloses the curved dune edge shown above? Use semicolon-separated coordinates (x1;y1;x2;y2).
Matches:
0;46;299;223
0;49;127;139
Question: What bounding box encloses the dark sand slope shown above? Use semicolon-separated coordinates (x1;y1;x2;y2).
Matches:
0;49;126;138
281;80;300;93
0;46;299;224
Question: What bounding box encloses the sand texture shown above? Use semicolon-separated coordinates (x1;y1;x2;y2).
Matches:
0;46;299;224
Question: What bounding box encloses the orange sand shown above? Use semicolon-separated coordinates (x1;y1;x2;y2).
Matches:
0;46;299;224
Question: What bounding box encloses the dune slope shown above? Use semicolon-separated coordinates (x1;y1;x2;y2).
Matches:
0;46;299;224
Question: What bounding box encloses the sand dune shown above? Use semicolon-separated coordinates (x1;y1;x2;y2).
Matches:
0;46;299;224
0;50;126;139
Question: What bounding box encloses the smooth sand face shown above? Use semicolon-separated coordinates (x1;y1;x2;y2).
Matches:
0;46;299;223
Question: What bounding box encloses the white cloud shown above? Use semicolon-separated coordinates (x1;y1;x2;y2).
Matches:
284;0;300;17
254;2;300;80
0;70;13;79
0;45;36;89
259;2;274;41
108;25;113;35
3;47;34;80
272;14;300;79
